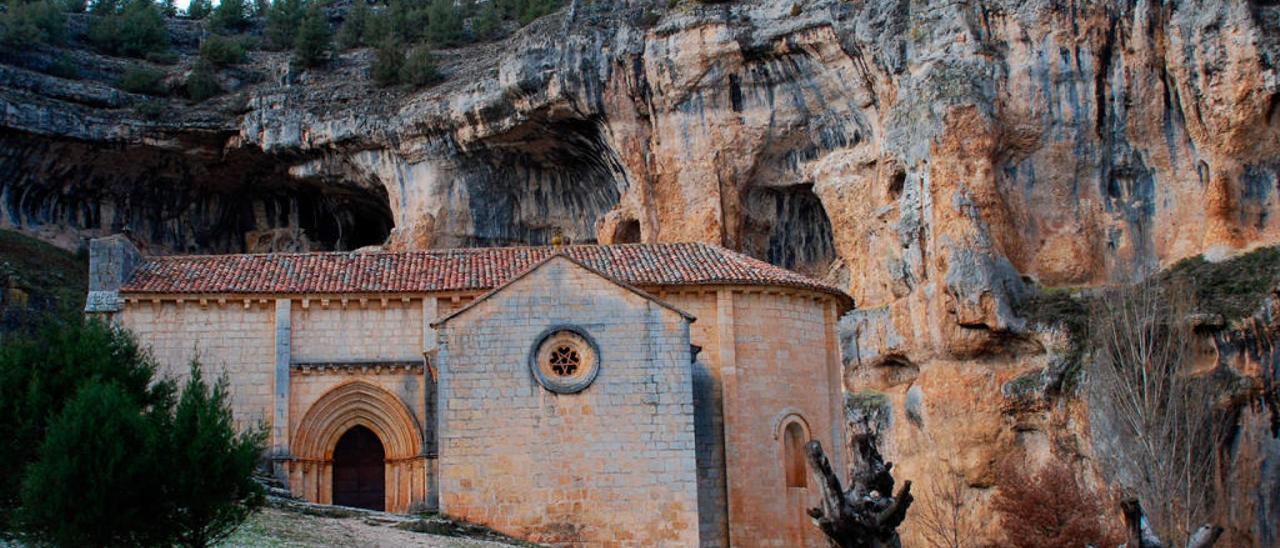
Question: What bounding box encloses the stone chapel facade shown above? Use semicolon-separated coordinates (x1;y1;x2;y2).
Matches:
85;235;851;547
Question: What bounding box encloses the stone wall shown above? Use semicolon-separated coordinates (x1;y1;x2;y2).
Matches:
291;299;425;362
436;258;700;546
119;300;276;428
663;289;842;548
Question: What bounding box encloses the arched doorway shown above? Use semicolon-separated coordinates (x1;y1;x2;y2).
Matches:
332;425;386;511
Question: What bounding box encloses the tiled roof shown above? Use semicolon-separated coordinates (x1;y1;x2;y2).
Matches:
120;242;850;304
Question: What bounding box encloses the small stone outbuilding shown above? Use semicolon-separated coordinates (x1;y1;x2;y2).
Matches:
87;236;851;547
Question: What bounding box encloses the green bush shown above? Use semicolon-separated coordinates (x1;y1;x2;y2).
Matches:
186;0;211;18
291;2;331;68
88;0;170;57
18;381;171;546
0;0;67;48
264;0;303;49
471;0;501;41
400;45;440;87
45;53;79;79
209;0;250;32
145;49;180;64
119;65;167;95
0;316;169;522
1;317;264;545
369;36;403;86
135;98;165;118
424;0;461;47
199;34;246;66
336;0;369;50
185;60;222;101
165;363;265;547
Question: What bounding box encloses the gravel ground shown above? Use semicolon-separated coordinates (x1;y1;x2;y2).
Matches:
220;506;517;548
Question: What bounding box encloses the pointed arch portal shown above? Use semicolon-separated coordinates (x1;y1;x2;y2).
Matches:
286;381;428;512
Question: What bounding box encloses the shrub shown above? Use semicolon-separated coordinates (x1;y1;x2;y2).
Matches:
145;49;180;64
165;363;265;547
209;0;250;32
400;45;440;87
185;60;222;101
17;381;171;547
264;0;304;49
45;53;79;79
424;0;462;47
119;65;167;95
991;460;1124;548
336;0;369;50
199;34;246;66
369;36;403;86
134;98;165;118
0;0;67;48
291;2;331;68
0;316;170;522
88;0;170;57
471;0;502;40
186;0;211;18
1;317;264;546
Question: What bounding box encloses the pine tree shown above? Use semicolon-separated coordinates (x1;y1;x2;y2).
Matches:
400;45;439;86
336;0;369;50
186;0;211;18
17;381;171;547
472;0;501;41
0;317;169;521
0;0;66;48
265;0;304;49
291;1;330;68
210;0;250;32
424;0;461;47
369;35;402;86
88;0;170;57
164;362;265;548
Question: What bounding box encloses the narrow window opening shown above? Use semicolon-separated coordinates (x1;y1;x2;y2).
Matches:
784;421;807;488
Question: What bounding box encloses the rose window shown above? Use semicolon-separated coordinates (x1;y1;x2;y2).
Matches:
548;346;580;376
530;328;599;393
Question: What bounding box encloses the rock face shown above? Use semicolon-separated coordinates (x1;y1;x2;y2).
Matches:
3;0;1280;544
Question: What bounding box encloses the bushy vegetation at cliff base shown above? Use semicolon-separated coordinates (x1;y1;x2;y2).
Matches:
0;316;265;547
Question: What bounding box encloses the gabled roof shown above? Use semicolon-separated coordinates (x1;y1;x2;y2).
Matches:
430;253;696;328
118;242;851;305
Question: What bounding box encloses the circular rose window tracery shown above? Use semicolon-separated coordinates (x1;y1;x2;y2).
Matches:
530;328;599;393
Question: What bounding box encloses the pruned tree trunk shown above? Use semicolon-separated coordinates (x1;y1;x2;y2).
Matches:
805;434;913;548
1121;498;1222;548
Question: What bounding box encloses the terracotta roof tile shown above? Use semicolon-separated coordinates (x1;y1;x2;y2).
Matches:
121;242;850;304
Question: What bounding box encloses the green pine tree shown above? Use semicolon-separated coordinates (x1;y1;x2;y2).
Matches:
164;362;265;548
210;0;250;31
291;1;330;68
423;0;461;47
0;317;170;522
186;0;211;18
369;35;402;86
264;0;304;49
17;381;170;547
335;0;368;50
0;0;66;48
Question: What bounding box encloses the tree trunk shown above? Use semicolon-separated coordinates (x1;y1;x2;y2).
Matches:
805;434;913;548
1121;498;1222;548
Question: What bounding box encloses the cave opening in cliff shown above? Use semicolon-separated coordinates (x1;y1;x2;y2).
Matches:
612;219;641;244
741;184;837;278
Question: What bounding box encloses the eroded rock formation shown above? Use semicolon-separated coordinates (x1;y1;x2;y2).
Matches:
3;0;1279;544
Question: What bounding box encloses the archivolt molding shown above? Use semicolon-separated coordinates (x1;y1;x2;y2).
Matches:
771;407;812;440
292;381;422;461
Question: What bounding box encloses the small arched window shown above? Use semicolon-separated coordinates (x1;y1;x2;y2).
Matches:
783;421;808;488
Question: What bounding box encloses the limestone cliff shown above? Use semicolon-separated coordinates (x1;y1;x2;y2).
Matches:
3;0;1280;544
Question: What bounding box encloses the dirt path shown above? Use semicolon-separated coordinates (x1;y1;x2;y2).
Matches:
221;506;520;548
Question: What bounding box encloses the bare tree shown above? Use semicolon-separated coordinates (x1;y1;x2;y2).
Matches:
805;430;913;548
915;461;977;548
1087;279;1223;546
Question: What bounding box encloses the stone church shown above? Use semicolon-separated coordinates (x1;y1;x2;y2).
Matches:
86;235;851;547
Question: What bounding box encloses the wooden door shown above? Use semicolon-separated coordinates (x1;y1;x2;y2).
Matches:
332;425;385;511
